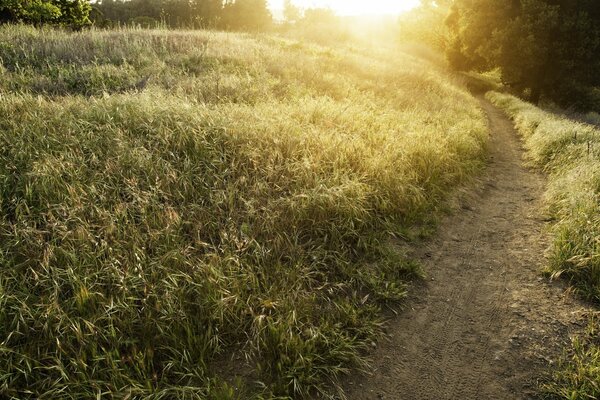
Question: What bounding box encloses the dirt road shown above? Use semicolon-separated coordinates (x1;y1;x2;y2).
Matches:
344;99;591;399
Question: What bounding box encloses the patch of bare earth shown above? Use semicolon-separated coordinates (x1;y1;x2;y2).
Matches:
343;99;593;400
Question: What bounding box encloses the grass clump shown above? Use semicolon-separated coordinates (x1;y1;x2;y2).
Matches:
487;91;600;301
0;25;488;399
458;70;503;95
541;315;600;400
487;91;600;399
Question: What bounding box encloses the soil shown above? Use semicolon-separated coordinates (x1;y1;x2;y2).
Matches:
343;99;593;400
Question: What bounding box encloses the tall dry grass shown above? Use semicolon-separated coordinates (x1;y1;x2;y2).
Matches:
0;25;488;398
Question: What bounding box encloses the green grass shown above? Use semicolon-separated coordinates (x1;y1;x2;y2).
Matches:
541;314;600;400
487;92;600;301
487;91;600;399
0;25;488;399
458;70;503;94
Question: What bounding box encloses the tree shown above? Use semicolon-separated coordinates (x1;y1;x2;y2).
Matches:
0;0;91;28
0;0;61;25
221;0;271;31
398;0;453;50
191;0;223;28
163;0;195;27
55;0;92;29
447;0;600;109
94;0;224;28
283;0;301;23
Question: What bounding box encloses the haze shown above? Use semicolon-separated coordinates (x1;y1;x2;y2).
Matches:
268;0;420;16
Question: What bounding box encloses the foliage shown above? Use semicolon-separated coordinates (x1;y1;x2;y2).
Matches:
55;0;92;28
0;25;488;398
221;0;271;31
0;0;91;28
93;0;271;31
277;8;349;46
450;1;600;110
397;0;452;50
0;0;61;25
541;315;600;399
283;0;301;23
458;70;503;94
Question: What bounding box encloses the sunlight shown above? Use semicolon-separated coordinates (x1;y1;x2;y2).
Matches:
269;0;420;16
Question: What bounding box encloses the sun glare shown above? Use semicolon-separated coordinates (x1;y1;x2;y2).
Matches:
269;0;420;17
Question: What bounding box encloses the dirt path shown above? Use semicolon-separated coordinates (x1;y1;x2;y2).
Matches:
344;99;591;399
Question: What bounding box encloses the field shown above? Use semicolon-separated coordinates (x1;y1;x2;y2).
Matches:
488;92;600;399
0;25;488;399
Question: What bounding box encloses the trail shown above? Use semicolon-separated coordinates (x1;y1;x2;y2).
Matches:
344;99;591;399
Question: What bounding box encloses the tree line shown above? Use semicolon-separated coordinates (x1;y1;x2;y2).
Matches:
1;0;598;110
444;0;600;110
0;0;273;31
93;0;271;30
400;0;599;110
0;0;92;29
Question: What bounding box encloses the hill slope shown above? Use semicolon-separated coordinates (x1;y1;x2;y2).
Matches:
0;26;487;398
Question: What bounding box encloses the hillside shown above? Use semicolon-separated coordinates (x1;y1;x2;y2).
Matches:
0;26;488;398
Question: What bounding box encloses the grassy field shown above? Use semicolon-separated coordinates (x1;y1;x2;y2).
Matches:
0;25;488;399
487;92;600;399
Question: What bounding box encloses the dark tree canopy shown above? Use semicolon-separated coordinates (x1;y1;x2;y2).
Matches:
447;0;600;109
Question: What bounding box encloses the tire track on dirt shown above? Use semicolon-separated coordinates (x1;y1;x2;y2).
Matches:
343;98;592;400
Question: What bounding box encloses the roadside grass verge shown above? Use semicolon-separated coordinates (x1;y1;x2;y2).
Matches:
0;25;488;399
540;314;600;400
487;91;600;399
458;70;503;95
487;92;600;300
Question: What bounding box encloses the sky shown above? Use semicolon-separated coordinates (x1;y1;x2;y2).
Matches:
268;0;421;17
